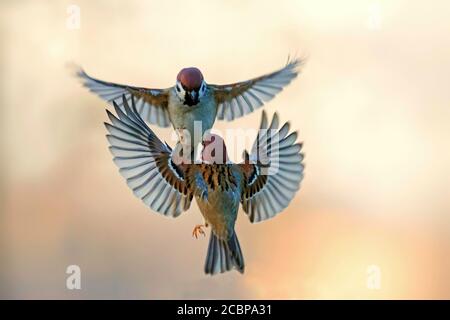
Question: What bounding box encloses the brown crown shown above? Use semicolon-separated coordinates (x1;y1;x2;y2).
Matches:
176;67;203;91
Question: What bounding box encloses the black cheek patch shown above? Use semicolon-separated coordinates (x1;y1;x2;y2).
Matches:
183;91;199;106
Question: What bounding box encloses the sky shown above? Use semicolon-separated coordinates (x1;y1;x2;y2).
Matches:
0;0;449;299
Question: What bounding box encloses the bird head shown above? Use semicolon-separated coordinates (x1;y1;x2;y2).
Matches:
175;67;207;106
201;133;229;164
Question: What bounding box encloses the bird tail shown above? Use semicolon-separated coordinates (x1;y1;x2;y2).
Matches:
204;231;244;275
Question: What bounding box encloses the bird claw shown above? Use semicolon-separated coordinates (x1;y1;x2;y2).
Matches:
192;224;206;239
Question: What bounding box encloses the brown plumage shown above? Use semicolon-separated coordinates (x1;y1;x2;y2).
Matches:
77;58;303;156
104;96;304;275
177;67;204;91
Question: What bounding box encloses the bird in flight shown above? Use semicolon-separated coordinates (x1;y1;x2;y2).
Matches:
78;58;302;159
104;96;304;275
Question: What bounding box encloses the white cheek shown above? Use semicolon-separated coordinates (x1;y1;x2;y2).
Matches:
199;84;207;98
175;84;185;100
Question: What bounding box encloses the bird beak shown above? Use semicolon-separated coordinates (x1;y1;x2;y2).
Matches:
183;90;200;106
190;91;198;103
190;89;200;102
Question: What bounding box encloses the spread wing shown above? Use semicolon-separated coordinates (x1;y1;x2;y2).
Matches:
77;67;171;127
211;58;302;121
104;96;192;217
239;111;304;223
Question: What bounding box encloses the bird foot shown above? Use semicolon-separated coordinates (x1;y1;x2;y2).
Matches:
192;224;206;239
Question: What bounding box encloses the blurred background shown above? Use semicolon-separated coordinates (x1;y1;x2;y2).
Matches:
1;0;449;299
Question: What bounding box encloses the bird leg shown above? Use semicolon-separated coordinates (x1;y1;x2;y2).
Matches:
192;224;206;239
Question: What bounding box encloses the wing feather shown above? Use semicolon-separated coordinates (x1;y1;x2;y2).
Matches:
104;96;192;217
211;58;303;121
239;111;304;223
76;67;171;127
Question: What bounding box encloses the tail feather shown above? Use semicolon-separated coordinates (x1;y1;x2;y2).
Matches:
204;231;244;275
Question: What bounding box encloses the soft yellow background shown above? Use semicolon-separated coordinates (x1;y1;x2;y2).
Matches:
1;0;449;299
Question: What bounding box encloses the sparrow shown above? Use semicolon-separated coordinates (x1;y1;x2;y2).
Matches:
77;58;302;158
103;96;304;275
